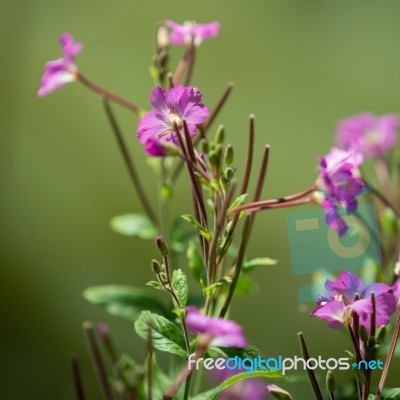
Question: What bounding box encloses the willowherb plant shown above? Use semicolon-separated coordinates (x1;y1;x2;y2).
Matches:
39;20;400;400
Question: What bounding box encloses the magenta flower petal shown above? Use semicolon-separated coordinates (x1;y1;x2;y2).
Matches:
325;271;365;300
310;300;347;328
165;20;220;46
144;138;168;157
336;113;400;158
185;306;248;348
393;281;400;299
137;85;209;156
38;33;82;97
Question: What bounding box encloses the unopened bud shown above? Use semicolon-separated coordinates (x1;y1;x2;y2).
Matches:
151;259;162;274
376;326;386;343
209;144;222;167
326;370;336;393
360;325;369;342
157;26;170;49
199;139;209;154
215;125;224;144
155;235;169;256
224;144;234;165
224;167;235;181
266;385;293;400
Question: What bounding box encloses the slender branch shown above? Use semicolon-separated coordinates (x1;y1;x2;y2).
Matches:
229;185;316;214
298;332;324;400
79;73;140;114
83;322;113;400
219;217;251;318
184;41;196;86
102;99;160;227
147;320;153;400
70;354;86;400
348;325;363;364
367;182;400;218
375;312;400;399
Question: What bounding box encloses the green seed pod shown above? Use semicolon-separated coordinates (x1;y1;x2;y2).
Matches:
209;144;223;167
224;167;235;181
326;370;336;393
199;138;209;154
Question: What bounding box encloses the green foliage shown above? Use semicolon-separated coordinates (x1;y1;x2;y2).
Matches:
171;269;188;307
383;389;400;400
191;370;285;400
146;280;164;290
210;345;264;359
344;351;366;384
182;214;211;241
110;213;157;239
83;285;167;320
228;194;249;212
187;241;205;283
134;311;187;358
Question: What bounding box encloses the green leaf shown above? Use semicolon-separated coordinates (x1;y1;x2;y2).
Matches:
243;257;278;273
110;213;157;239
83;285;167;321
146;281;164;290
203;276;232;297
182;214;211;241
383;389;400;400
228;194;249;212
171;269;188;308
210;345;263;359
134;311;187;358
191;370;285;400
187;241;205;283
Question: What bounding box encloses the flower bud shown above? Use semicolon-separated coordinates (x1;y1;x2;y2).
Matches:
266;384;293;400
376;326;386;343
157;26;170;49
224;144;234;165
215;125;224;144
151;259;162;274
360;325;369;342
199;139;209;154
155;235;169;256
326;370;336;393
224;167;235;181
209;144;222;167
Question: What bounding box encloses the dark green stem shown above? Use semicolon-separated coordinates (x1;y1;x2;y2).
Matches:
70;354;86;400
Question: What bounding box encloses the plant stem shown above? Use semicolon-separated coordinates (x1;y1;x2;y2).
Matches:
147;320;153;400
375;312;400;399
102;99;160;227
367;182;400;218
298;332;323;400
79;73;140;114
70;354;86;400
219;217;251;318
229;185;316;214
83;322;113;400
184;41;196;86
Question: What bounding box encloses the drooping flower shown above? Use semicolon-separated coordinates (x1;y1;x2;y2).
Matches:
311;271;397;331
38;33;82;97
213;367;268;400
317;147;364;235
266;384;293;400
185;306;248;348
137;85;209;156
336;113;400;158
165;20;220;46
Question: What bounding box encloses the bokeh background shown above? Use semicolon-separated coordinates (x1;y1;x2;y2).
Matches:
2;0;400;398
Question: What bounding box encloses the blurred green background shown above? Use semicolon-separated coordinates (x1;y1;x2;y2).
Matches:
2;0;400;398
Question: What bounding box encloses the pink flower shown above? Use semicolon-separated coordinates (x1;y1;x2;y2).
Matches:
317;148;364;235
165;20;220;46
137;85;209;156
38;33;82;97
336;113;400;158
185;306;248;348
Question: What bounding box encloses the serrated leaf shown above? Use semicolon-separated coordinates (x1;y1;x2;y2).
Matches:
134;311;187;358
182;214;211;241
110;213;157;239
83;285;167;321
228;194;249;212
383;389;400;400
243;257;278;273
191;370;285;400
171;269;188;308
